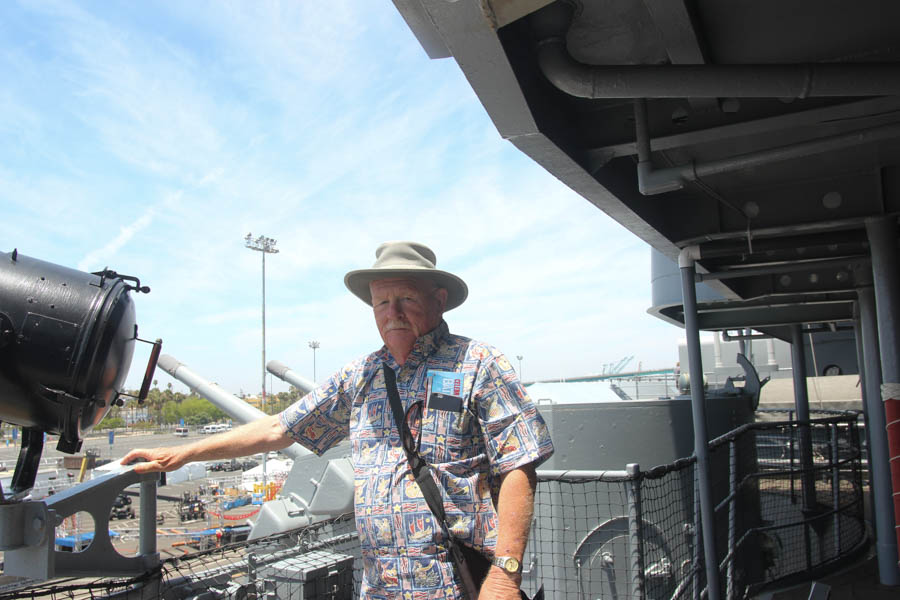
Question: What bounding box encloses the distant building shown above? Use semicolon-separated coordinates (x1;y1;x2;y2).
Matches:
124;408;150;424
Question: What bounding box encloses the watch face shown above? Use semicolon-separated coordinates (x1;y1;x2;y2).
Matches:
504;557;520;573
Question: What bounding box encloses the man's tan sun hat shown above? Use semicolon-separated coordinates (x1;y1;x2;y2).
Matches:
344;241;468;311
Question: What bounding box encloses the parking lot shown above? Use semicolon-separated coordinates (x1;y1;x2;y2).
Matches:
0;428;270;559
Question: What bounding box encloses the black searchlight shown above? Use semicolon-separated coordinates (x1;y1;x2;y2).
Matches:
0;249;160;494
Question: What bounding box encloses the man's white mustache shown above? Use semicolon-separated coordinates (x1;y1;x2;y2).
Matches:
384;321;410;331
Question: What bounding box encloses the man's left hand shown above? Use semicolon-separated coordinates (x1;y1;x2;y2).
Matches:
477;567;521;600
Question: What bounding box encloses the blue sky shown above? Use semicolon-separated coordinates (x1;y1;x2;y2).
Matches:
1;0;684;396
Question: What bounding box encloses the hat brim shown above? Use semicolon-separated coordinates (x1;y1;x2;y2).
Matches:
344;267;468;311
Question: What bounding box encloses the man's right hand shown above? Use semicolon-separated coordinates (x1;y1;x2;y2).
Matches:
122;447;188;474
121;416;294;475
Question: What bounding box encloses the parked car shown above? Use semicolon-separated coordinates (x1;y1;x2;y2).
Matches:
209;459;239;472
202;423;233;434
110;493;135;520
240;459;259;471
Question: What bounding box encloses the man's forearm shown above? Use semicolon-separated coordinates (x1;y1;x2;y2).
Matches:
180;415;292;463
494;463;537;560
477;464;537;599
123;414;294;473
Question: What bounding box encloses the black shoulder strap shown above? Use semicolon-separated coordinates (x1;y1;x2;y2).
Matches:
382;363;449;527
383;364;503;600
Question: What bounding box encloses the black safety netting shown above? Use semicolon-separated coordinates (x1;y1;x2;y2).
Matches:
0;412;866;600
528;412;866;599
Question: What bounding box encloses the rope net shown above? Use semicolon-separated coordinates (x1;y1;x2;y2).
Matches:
0;413;866;600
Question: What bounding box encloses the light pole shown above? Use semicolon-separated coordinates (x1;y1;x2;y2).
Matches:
245;233;279;413
516;355;524;380
309;340;320;381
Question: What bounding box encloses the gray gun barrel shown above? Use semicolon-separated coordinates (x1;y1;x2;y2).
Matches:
156;354;311;459
266;360;316;395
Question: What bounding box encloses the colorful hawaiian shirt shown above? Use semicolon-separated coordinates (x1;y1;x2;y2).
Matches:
279;321;554;598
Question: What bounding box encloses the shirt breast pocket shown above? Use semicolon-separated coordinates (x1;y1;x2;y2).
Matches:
419;406;480;464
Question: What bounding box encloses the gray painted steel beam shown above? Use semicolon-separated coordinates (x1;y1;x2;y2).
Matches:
697;256;869;282
537;469;630;480
641;0;716;111
866;216;900;585
416;0;539;140
586;98;900;165
790;325;817;513
679;251;722;600
681;218;872;249
139;478;157;556
626;463;646;600
636;120;900;195
857;287;900;584
866;217;900;383
854;313;875;513
391;0;450;59
641;0;708;64
695;302;853;330
3;469;161;579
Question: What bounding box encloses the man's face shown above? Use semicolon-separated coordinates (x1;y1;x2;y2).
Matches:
370;278;448;359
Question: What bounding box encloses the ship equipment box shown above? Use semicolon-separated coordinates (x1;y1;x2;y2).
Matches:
258;549;354;599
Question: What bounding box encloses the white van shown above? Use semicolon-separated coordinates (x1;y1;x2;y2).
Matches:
174;426;189;437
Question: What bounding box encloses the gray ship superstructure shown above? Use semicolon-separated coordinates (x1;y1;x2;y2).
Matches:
0;1;896;598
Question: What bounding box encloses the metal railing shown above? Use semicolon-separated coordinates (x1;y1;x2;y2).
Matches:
526;411;866;599
0;412;866;600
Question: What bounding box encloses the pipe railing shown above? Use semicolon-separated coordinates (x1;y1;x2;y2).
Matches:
530;412;866;600
0;414;867;600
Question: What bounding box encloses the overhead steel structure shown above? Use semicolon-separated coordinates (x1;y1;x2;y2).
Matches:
393;0;900;593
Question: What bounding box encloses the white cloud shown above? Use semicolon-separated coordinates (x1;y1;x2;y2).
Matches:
1;1;684;398
77;204;157;271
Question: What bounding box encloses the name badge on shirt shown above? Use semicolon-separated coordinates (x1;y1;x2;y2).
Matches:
427;370;464;412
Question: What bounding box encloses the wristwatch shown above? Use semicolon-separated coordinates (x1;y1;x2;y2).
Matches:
492;555;522;574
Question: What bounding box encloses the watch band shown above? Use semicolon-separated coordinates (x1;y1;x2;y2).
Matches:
491;555;522;574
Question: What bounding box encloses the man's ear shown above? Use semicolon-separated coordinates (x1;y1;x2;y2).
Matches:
435;287;449;311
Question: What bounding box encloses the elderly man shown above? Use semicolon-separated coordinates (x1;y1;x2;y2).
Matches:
124;241;553;600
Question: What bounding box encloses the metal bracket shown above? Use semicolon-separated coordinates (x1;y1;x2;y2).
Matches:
736;353;769;410
1;467;160;580
90;268;151;294
10;427;45;495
